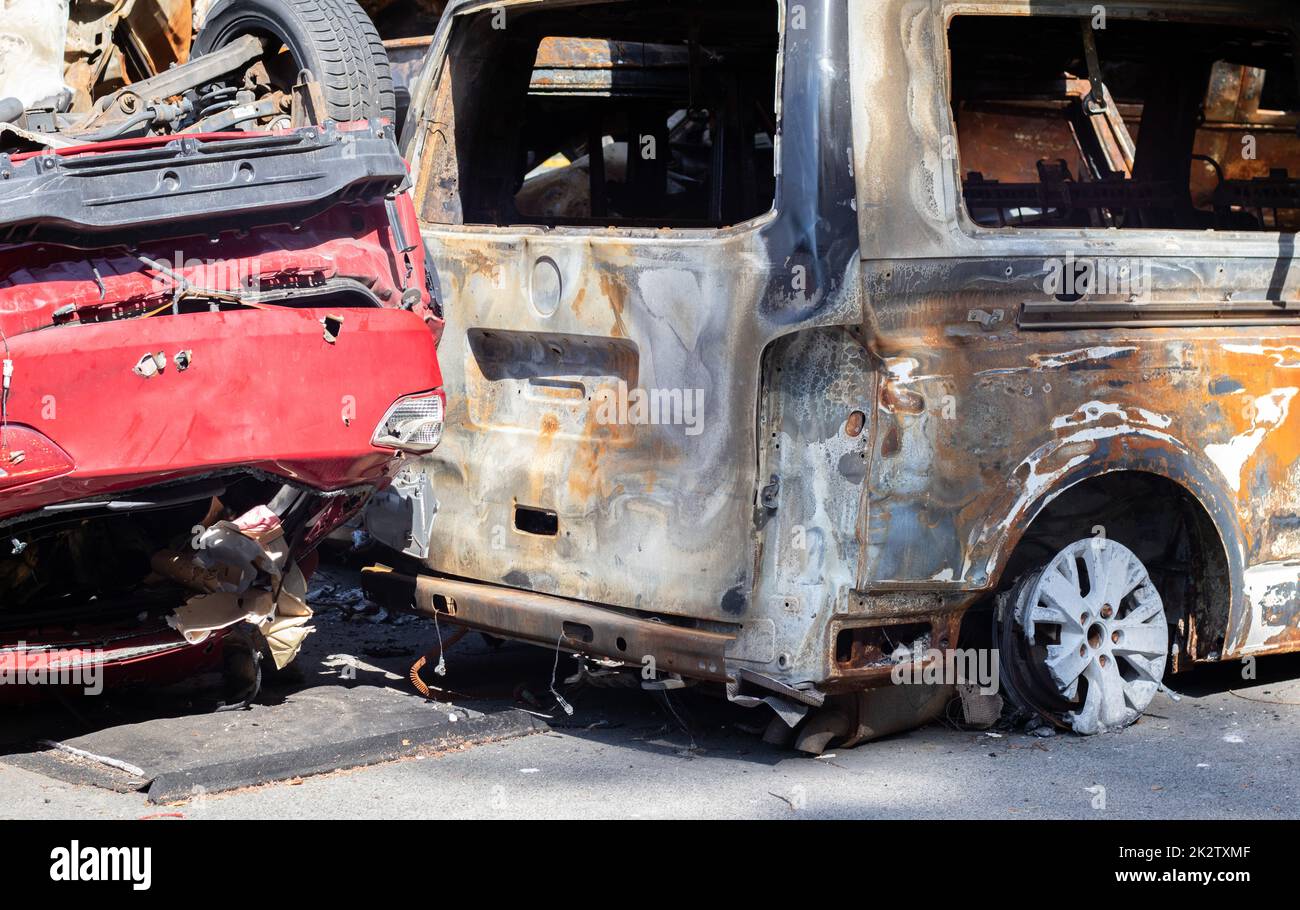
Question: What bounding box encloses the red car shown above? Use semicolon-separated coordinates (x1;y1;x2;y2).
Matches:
0;121;444;702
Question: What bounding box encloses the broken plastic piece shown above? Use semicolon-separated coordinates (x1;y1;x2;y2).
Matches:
956;682;1003;729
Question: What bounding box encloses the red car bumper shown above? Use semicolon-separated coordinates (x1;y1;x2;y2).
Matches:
0;304;442;518
0;304;442;695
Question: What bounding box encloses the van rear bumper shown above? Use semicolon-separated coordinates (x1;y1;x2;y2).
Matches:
361;567;735;683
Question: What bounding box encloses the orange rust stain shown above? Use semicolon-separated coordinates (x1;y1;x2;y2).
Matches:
567;392;615;501
1202;342;1300;551
462;248;504;284
568;440;607;500
521;412;563;506
598;271;630;339
126;0;193;72
880;422;901;457
880;383;924;415
846;410;867;438
1264;619;1300;651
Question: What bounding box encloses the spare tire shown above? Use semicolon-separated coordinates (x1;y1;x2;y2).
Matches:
194;0;395;125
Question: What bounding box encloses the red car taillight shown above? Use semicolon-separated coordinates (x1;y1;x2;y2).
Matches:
0;426;74;492
371;390;445;454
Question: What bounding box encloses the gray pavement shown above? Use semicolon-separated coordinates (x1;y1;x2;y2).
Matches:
2;626;1297;819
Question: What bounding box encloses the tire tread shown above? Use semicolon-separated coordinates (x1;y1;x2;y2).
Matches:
196;0;395;124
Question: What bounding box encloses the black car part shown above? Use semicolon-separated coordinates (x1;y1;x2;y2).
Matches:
0;120;407;246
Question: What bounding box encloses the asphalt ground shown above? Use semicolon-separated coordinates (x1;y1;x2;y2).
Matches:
1;562;1296;820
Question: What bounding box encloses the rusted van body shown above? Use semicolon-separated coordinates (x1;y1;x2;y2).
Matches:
369;0;1300;747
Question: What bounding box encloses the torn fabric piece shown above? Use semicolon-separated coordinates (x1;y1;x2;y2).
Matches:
262;565;314;669
168;589;277;643
193;513;287;594
165;507;315;669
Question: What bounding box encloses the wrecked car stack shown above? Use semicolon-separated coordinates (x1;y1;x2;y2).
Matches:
0;118;444;699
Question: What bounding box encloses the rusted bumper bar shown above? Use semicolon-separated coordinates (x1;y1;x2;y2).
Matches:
362;567;736;683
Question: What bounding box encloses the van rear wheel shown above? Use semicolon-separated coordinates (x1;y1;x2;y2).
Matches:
997;538;1170;734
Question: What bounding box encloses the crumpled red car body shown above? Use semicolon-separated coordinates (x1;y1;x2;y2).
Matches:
0;122;443;697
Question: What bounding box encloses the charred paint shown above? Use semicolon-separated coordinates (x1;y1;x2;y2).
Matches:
390;0;1300;704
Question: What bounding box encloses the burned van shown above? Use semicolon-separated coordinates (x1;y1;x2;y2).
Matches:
367;0;1300;751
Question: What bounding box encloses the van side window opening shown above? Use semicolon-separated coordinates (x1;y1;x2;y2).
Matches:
947;15;1300;231
420;0;780;229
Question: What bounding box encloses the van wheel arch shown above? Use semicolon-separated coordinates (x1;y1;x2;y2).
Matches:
989;470;1234;667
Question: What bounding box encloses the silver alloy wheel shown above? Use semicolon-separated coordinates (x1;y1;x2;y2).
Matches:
1014;538;1169;734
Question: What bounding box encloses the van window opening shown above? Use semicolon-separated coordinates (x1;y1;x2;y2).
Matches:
948;15;1300;232
419;0;780;229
